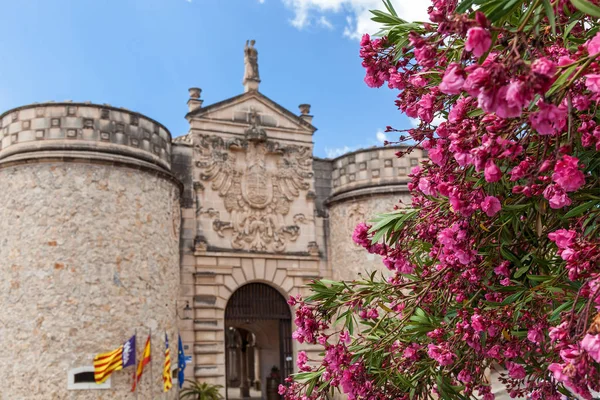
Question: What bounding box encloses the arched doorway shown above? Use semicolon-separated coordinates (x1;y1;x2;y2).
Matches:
225;283;293;400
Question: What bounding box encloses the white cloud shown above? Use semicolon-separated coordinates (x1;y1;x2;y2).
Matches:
258;0;266;3
324;128;389;158
317;15;334;29
325;145;355;158
281;0;430;38
409;115;445;127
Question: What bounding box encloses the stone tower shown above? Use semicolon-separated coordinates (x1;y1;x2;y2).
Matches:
0;102;181;398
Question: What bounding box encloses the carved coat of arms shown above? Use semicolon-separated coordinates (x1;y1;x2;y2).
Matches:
194;113;313;252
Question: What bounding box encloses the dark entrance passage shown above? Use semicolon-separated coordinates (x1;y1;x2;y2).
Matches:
225;283;293;400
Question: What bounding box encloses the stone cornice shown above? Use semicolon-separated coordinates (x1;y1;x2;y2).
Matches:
0;150;184;193
325;183;411;205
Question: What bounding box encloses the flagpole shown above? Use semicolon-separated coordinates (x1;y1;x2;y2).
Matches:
165;330;168;400
134;329;138;400
176;330;180;400
150;328;154;399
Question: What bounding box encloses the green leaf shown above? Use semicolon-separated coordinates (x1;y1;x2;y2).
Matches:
382;0;398;17
550;300;573;321
318;279;344;287
514;264;531;278
488;0;522;23
563;19;580;43
306;378;316;396
563;200;598;218
570;0;600;17
467;108;485;117
546;63;578;96
501;291;524;305
456;0;477;14
542;0;556;35
500;246;521;265
527;274;552;283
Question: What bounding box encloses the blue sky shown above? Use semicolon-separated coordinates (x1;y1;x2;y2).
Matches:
0;0;429;158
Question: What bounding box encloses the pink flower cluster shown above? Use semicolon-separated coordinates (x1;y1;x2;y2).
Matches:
285;1;600;399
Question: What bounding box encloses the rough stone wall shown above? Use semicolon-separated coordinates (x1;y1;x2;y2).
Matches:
0;163;180;399
325;146;424;282
171;142;197;383
312;158;332;218
327;194;412;281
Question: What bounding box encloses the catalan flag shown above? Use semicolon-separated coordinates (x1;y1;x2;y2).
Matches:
163;333;173;392
131;334;151;392
93;335;136;384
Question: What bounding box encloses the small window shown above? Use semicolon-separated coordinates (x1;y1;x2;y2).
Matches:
410;158;419;166
74;371;95;383
68;366;111;390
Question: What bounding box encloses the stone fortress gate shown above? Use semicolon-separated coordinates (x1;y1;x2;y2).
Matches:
0;41;424;399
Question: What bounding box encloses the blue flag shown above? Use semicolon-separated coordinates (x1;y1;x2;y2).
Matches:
122;335;136;368
178;335;186;388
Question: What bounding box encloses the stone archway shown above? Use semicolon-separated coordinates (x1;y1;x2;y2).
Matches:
224;282;292;400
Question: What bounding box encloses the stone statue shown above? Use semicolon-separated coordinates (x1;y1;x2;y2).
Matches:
244;40;260;83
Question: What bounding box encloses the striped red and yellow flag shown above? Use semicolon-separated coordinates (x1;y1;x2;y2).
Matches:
131;335;151;392
93;346;124;384
93;335;135;384
163;333;172;392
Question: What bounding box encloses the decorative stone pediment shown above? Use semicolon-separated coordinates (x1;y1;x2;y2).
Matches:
185;92;316;140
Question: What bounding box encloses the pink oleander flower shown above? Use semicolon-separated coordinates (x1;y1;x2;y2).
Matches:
339;330;351;344
495;85;522;118
409;75;428;87
506;80;533;109
548;229;577;249
587;32;600;55
414;45;437;68
494;261;510;277
471;314;486;333
529;101;567;136
527;326;543;345
418;177;435;195
457;369;472;383
428;145;446;166
484;160;502;182
278;385;287;395
296;350;311;371
427;343;456;366
465;27;492;57
552;155;585;192
463;67;489;97
543;184;572;209
549;321;569;342
581;334;600;362
586;74;600;93
548;363;572;386
480;195;501;217
352;222;371;247
531;57;557;78
506;361;526;379
439;63;465;95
